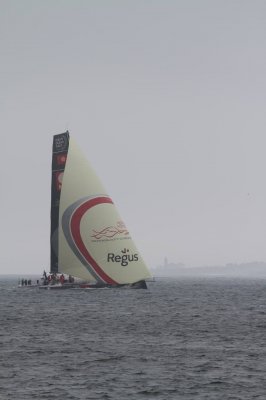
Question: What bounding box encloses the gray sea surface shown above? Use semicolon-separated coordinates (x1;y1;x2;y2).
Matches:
0;276;266;399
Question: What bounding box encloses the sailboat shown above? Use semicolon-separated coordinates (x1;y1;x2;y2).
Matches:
45;131;151;289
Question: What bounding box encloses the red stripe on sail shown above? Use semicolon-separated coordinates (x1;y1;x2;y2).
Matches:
70;197;118;285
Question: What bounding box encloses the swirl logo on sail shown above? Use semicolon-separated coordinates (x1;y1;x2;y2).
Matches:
91;221;129;240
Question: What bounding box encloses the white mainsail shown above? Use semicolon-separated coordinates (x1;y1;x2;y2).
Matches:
58;137;151;284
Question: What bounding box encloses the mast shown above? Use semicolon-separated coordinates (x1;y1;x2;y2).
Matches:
50;131;69;274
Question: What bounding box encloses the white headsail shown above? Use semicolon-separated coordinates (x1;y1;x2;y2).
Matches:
57;135;151;285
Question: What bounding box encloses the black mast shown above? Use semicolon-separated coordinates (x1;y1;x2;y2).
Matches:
50;131;70;274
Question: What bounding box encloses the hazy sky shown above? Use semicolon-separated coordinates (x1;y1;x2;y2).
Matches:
1;0;266;274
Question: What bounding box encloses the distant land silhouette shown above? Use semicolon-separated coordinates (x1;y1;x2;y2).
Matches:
151;258;266;278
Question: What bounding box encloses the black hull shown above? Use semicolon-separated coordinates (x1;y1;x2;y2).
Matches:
39;283;79;290
86;280;147;289
38;280;148;290
129;280;147;289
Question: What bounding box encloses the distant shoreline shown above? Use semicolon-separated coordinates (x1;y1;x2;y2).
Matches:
151;261;266;278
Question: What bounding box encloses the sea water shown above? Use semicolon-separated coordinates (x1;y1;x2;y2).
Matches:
0;277;265;399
